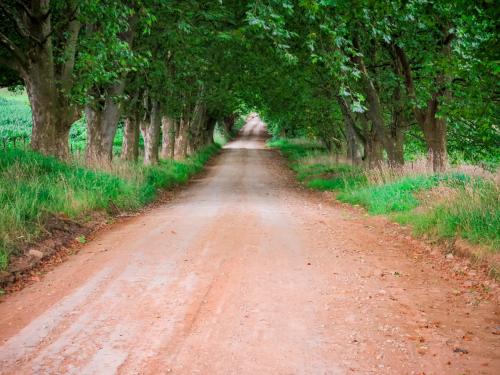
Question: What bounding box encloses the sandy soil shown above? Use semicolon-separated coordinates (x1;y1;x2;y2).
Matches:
0;116;498;374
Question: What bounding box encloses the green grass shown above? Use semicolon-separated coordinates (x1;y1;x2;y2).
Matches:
0;90;32;145
396;181;500;250
270;137;500;252
0;90;119;154
0;143;220;269
268;139;367;191
303;164;367;191
213;115;247;146
267;138;324;161
337;174;469;215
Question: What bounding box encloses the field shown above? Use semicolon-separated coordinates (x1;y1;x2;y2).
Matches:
0;89;31;149
0;89;124;155
0;89;236;156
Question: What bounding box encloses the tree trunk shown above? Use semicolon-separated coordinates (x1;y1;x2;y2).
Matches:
222;114;236;136
187;119;201;155
139;117;147;156
345;121;362;165
174;118;189;160
322;137;333;153
385;130;404;167
203;116;217;146
26;76;74;158
385;91;405;167
394;42;451;172
386;45;406;167
357;114;383;169
85;82;126;164
85;105;120;164
366;136;384;169
84;11;137;165
338;96;363;165
357;81;386;168
121;115;139;161
351;35;388;168
1;1;81;159
422;102;448;173
25;60;78;158
143;100;161;165
187;104;208;154
160;116;175;159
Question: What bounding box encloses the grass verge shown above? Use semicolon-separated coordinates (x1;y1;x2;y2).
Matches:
0;143;220;269
269;138;499;257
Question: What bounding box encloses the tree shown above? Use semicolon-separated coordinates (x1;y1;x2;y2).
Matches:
0;0;81;158
79;3;141;164
1;0;496;171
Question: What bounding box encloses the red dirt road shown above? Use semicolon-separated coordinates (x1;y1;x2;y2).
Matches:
0;117;499;374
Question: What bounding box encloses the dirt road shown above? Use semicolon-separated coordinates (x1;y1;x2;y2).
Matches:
0;117;499;374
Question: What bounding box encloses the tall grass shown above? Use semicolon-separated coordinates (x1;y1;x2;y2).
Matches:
268;139;367;190
269;138;500;252
0;90;232;270
338;173;469;215
396;181;500;250
0;144;220;269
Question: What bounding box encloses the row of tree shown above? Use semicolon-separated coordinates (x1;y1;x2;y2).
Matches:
242;0;498;171
0;0;242;164
1;1;498;171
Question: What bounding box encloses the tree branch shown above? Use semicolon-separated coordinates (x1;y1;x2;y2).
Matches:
40;5;78;45
442;32;455;47
0;31;27;69
59;18;81;91
0;2;29;37
12;0;35;19
408;132;426;143
0;2;44;45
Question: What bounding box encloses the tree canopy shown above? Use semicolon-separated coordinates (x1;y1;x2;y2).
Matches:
0;0;498;170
